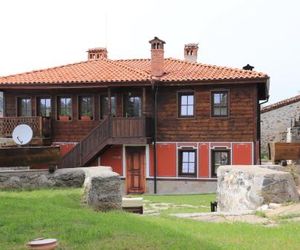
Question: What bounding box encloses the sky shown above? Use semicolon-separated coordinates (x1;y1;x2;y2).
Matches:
0;0;299;105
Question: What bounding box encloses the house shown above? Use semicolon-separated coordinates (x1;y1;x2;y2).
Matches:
0;37;269;194
261;95;300;156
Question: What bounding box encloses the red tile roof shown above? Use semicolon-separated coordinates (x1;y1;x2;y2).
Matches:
261;94;300;113
0;57;268;87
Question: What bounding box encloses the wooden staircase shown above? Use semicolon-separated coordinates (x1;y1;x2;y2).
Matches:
59;116;152;168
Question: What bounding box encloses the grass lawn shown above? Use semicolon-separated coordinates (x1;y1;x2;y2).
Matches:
1;189;300;249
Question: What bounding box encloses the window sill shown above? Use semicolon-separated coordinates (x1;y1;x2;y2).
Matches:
178;174;197;178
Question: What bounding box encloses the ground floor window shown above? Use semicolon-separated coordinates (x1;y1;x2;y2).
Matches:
211;149;230;177
178;149;197;177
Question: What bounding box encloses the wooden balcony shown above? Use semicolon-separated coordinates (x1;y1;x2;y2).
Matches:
0;116;52;146
60;116;153;168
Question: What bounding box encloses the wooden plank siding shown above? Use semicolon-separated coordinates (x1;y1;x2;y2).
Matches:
3;83;259;143
156;84;258;142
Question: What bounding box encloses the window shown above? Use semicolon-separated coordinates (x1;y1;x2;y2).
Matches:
211;150;230;177
37;98;51;117
58;97;72;120
124;92;141;117
178;92;194;117
0;92;3;117
100;95;116;119
18;97;31;116
212;91;228;117
178;149;197;177
79;96;93;120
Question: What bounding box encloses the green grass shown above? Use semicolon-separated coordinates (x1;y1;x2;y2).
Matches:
1;189;300;249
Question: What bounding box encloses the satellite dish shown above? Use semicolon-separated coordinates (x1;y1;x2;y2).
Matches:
12;124;33;145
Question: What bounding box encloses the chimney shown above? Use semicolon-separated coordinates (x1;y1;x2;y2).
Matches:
184;43;198;63
87;47;108;60
149;37;165;77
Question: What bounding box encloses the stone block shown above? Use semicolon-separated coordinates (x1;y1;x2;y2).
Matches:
83;168;122;211
217;165;299;212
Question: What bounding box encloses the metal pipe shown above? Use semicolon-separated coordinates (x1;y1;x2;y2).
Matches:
151;80;158;194
258;95;269;164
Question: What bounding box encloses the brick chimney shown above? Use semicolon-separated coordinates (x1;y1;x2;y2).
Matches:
149;37;165;77
87;47;108;60
184;43;198;63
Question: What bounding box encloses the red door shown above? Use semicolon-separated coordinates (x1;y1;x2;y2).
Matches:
126;146;145;194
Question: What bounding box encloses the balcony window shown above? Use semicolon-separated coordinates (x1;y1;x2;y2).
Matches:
58;97;72;120
0;92;3;117
37;98;51;117
79;96;93;120
100;95;116;119
18;97;32;117
124;92;141;117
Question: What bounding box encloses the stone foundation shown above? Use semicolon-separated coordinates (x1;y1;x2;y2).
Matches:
120;179;217;194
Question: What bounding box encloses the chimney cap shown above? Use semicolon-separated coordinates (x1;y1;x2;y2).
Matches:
184;43;199;49
87;47;107;53
149;36;166;44
243;64;254;71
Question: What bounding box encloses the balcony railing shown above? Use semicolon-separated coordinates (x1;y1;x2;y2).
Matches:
0;116;51;138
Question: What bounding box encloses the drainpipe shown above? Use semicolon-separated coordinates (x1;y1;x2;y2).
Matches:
258;94;269;165
151;79;158;194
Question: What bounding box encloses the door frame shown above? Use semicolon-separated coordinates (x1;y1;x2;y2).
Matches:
123;144;149;193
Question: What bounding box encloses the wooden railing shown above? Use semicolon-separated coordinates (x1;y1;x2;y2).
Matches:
0;116;51;138
60;116;152;168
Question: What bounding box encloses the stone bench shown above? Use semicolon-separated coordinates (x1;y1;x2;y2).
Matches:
122;197;143;214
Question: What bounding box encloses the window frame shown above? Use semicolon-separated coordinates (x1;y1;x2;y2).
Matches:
211;90;229;117
177;91;195;118
37;97;52;117
57;96;72;121
78;95;94;120
17;97;32;117
178;149;197;177
211;149;231;178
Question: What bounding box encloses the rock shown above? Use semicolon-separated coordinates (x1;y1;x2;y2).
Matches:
258;165;286;172
217;165;299;212
269;203;282;209
257;204;269;211
83;168;121;211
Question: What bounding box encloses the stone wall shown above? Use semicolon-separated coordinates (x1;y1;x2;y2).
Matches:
261;99;300;155
0;168;86;189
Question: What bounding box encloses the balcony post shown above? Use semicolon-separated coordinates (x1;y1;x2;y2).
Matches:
108;87;111;116
142;87;146;116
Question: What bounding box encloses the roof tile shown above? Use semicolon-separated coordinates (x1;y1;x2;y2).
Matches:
0;57;268;86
